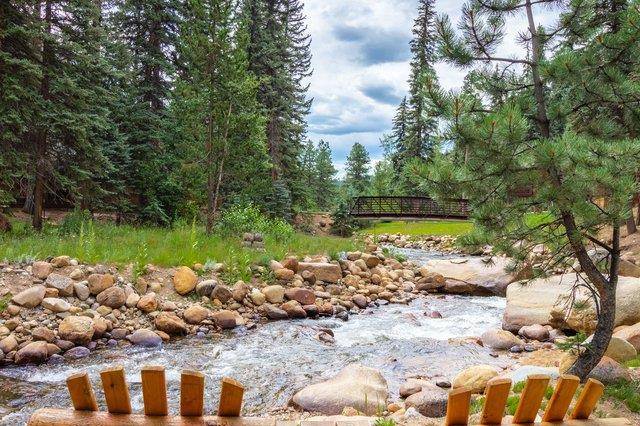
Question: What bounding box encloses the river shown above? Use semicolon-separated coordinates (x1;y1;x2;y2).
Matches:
0;249;512;424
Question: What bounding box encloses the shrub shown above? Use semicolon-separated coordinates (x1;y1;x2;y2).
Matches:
215;203;294;242
330;200;361;237
58;209;92;235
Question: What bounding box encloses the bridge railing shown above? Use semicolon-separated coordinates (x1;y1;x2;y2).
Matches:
350;196;470;219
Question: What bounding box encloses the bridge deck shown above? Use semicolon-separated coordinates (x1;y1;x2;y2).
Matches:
350;196;470;219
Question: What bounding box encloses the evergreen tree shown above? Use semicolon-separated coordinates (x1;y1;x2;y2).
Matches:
416;0;640;379
173;0;270;233
381;96;409;176
314;140;337;210
299;139;318;209
370;160;396;196
345;142;371;196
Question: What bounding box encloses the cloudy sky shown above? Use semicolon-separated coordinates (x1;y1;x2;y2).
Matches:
303;0;558;174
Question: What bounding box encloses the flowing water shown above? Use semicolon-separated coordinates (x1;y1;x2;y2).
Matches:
0;249;512;424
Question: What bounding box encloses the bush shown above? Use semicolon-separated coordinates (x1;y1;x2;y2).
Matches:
215;203;294;241
58;209;93;235
330;200;361;237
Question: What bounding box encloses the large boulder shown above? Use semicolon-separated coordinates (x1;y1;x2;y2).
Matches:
298;262;342;284
424;257;516;296
32;261;54;280
404;384;448;418
87;273;115;295
614;323;640;351
173;266;197;295
619;260;640;278
589;356;632;384
503;274;640;333
518;324;550;341
96;287;126;308
480;329;523;350
58;316;94;345
155;312;187;335
452;365;499;394
11;285;46;308
15;341;49;365
584;335;637;363
291;364;388;415
45;273;74;297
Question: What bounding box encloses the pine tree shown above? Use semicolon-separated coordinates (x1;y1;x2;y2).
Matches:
345;142;371;196
370;160;396;196
314;140;337;210
173;0;270;233
416;0;640;379
382;96;409;176
299;139;318;209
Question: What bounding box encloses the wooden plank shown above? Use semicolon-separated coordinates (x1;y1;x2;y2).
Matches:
27;408;279;426
542;374;580;422
570;378;605;420
66;372;98;412
141;366;168;416
512;374;550;424
480;378;511;425
218;377;245;417
445;386;471;426
100;366;132;414
181;370;205;417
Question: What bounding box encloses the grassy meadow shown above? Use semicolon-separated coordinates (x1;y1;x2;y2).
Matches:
361;219;474;236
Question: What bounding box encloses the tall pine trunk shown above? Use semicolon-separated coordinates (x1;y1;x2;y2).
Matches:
33;0;52;231
524;0;616;380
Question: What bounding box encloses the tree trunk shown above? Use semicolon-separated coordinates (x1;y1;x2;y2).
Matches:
568;227;619;380
33;0;52;231
205;109;215;235
211;104;233;224
626;200;637;234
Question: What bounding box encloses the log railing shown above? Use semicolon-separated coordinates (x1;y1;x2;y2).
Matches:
27;368;631;425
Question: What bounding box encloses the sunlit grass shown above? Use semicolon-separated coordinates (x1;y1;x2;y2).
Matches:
361;219;474;236
0;220;359;282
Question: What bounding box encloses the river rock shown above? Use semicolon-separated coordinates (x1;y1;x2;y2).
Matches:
155;312;187;335
87;273;115;295
59;316;94;345
352;294;368;309
250;288;266;306
32;261;54;279
589;356;632;384
481;329;523;350
452;365;499;393
65;346;91;359
31;327;56;343
96;287;126;308
126;293;140;308
298;262;342;283
503;274;640;333
404;384;448;417
41;297;71;313
614;322;640;351
184;305;210;324
92;317;109;337
274;268;295;281
285;288;316;305
232;281;250;302
51;255;71;268
128;329;163;347
73;283;90;300
262;304;288;320
210;285;233;303
282;256;299;272
173;266;197;295
291;364;388;415
584;335;637;363
212;310;238;329
281;300;307;318
518;324;549;341
0;335;18;354
196;280;217;297
301;270;317;285
15;341;49;365
424;257;515;296
137;292;158;312
45;273;74;297
11;285;46;308
399;378;431;398
262;285;285;304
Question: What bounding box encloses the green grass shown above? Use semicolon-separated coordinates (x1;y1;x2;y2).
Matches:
0;220;359;283
625;356;640;368
604;380;640;412
361;219;473;236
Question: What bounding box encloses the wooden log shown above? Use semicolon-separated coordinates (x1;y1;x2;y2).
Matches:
181;370;205;417
27;408;278;426
141;366;168;416
570;378;605;420
445;386;471;426
66;372;98;412
480;378;511;425
512;374;550;424
542;374;580;422
100;366;132;414
219;377;245;417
